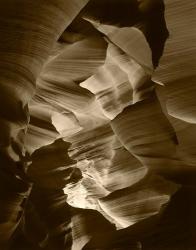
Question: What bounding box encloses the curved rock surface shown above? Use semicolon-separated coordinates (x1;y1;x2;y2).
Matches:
0;1;195;249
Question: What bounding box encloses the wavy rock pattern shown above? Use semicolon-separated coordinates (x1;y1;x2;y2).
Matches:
0;0;196;249
153;0;196;123
99;174;179;228
0;0;90;246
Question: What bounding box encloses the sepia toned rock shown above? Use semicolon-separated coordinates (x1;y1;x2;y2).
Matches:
0;0;196;249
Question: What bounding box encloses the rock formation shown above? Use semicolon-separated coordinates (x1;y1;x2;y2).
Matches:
0;0;196;249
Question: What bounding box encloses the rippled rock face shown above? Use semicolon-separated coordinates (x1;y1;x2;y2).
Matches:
0;0;196;249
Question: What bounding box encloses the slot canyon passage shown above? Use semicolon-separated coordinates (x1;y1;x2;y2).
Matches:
0;0;196;249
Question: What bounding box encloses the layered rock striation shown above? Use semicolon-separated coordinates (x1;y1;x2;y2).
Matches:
0;0;196;249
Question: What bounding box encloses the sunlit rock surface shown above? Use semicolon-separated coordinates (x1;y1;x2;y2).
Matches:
0;0;89;246
99;174;179;228
0;0;196;249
